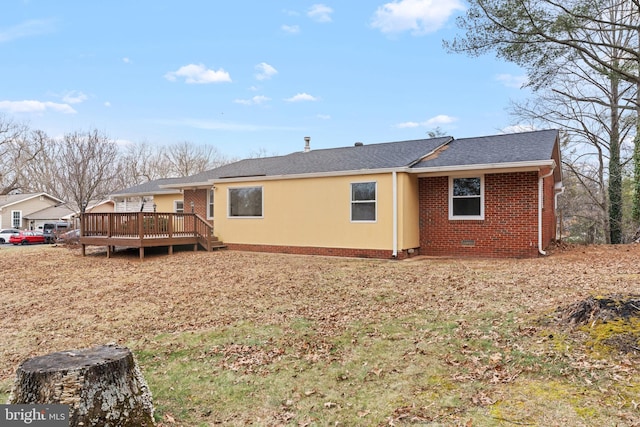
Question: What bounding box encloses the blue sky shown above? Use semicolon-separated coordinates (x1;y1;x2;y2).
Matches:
1;1;531;158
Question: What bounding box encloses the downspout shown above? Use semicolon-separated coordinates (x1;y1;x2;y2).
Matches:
392;171;398;258
538;167;555;255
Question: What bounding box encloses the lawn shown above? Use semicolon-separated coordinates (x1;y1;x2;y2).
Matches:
1;244;639;426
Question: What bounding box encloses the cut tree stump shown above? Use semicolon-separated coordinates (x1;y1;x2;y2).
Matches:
8;344;155;427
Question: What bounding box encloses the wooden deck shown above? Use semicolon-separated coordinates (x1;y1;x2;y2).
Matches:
80;212;225;259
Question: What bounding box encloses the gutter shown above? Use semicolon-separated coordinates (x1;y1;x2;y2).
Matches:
392;171;398;258
538;167;556;255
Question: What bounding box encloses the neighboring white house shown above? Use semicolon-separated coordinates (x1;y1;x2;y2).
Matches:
0;193;64;230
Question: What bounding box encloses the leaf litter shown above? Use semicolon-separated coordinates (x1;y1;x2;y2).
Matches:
1;243;640;425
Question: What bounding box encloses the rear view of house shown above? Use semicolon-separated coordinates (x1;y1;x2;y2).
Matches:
163;129;562;259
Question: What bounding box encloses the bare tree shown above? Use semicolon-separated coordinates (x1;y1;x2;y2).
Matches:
115;141;173;189
164;141;229;177
446;0;640;238
54;129;121;213
0;116;46;195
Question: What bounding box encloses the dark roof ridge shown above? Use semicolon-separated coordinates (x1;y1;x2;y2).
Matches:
453;128;558;143
288;135;452;155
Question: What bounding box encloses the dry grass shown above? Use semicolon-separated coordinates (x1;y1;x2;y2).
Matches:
1;243;639;425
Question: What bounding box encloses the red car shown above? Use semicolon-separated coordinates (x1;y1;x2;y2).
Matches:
9;230;46;245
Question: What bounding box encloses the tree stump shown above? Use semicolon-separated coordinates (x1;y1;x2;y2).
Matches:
8;344;155;427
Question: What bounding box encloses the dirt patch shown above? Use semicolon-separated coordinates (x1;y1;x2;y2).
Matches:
557;294;640;325
554;294;640;355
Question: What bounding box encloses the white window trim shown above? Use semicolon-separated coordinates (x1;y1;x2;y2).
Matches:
350;181;377;223
11;210;22;229
207;188;214;220
227;185;264;218
174;200;184;213
449;175;485;220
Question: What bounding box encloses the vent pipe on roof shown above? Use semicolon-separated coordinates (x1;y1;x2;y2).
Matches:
355;142;364;147
304;136;311;152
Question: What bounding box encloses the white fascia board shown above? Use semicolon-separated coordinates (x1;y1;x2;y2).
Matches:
109;190;182;198
203;168;404;185
411;160;556;177
160;181;211;189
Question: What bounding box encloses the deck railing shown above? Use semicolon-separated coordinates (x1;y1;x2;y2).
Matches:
81;212;212;241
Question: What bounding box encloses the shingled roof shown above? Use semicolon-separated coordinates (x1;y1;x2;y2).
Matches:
411;129;559;169
164;129;559;188
178;136;452;185
110;177;185;197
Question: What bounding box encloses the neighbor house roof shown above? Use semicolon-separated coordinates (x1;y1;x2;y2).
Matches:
110;177;184;198
0;193;64;209
162;129;560;188
24;204;76;221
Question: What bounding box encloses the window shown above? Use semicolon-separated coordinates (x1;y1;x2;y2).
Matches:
351;182;376;222
174;201;184;213
449;176;484;220
11;211;21;228
207;189;214;219
229;186;263;217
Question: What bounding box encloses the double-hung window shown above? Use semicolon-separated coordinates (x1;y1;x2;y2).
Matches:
449;176;484;220
174;201;184;213
351;182;376;222
11;211;21;228
207;189;214;219
229;186;263;217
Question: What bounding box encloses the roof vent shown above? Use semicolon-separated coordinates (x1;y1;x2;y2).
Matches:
354;142;364;147
304;136;311;153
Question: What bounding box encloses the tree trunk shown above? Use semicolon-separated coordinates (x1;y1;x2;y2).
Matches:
8;344;155;427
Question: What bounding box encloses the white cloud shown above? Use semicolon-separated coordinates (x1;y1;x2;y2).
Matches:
62;90;88;104
281;24;300;34
283;9;300;16
425;114;457;126
122;57;131;64
308;4;334;23
0;100;76;114
496;73;528;88
164;64;232;84
394;114;457;128
371;0;465;35
234;95;271;106
285;93;319;102
104;101;111;107
396;121;421;128
500;124;536;134
316;114;331;120
0;18;55;43
255;62;278;81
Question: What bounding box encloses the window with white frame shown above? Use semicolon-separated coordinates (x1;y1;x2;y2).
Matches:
351;181;376;222
449;176;484;220
174;200;184;213
207;188;214;219
229;186;263;217
11;210;21;228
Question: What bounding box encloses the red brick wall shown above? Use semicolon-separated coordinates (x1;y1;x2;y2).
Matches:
418;172;550;258
183;189;214;226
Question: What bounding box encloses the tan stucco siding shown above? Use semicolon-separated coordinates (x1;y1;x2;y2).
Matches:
153;194;183;212
398;173;420;250
214;173;395;250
